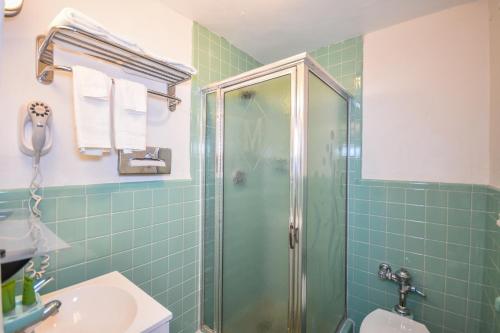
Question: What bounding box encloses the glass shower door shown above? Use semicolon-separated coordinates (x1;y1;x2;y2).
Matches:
305;72;348;332
221;74;292;333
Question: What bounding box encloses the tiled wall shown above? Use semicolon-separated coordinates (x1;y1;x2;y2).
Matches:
0;22;259;333
484;188;500;333
347;182;499;333
191;22;261;88
0;180;200;333
310;38;500;333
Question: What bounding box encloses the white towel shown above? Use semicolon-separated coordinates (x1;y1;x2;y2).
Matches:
50;8;197;75
113;79;148;152
72;65;112;156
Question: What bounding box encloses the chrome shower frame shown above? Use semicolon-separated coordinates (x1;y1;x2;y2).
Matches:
199;53;352;333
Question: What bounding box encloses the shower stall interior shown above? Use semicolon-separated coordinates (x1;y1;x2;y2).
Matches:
200;54;351;333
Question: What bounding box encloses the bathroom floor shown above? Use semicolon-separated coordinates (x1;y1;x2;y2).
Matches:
223;297;288;333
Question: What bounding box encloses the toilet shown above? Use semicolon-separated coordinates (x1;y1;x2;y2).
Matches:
360;309;430;333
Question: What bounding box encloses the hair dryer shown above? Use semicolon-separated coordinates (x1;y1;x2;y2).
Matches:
18;101;53;164
18;101;53;280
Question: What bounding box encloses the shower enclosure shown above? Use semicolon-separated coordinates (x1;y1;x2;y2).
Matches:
200;54;350;333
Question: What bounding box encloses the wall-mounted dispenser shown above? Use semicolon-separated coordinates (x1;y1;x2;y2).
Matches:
118;147;172;175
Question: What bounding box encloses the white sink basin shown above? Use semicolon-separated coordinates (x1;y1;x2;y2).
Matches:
36;271;172;333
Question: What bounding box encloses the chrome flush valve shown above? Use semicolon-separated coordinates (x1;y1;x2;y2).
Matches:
378;263;426;317
378;263;393;280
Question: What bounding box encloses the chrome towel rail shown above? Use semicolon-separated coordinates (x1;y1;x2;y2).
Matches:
39;64;182;105
36;25;193;111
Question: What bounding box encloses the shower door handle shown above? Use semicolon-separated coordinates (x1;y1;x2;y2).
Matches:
289;223;297;249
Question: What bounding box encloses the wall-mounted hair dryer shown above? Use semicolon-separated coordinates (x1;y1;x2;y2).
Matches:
17;101;54;280
18;101;53;163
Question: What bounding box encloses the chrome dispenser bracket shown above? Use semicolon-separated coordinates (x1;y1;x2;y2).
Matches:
118;147;171;175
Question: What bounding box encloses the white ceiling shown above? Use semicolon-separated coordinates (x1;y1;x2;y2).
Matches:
162;0;475;63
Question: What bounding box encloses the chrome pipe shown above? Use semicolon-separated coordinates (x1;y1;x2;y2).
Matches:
42;300;62;319
34;276;55;293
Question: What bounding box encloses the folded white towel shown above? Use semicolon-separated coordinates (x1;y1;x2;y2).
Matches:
50;8;197;75
113;79;148;151
50;8;141;53
72;65;112;156
143;48;197;75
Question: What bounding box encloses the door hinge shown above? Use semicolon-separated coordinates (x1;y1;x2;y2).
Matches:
289;223;298;249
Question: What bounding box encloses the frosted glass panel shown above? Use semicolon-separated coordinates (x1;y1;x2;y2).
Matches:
306;72;348;332
222;75;291;333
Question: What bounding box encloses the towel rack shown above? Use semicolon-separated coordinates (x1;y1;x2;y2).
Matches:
36;25;193;111
39;64;182;105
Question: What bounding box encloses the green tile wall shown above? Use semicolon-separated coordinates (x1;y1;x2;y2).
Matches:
191;22;261;88
310;38;500;333
0;180;200;333
0;22;259;333
484;188;500;333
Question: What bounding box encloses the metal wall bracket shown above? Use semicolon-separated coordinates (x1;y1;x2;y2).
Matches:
167;85;177;111
36;35;54;84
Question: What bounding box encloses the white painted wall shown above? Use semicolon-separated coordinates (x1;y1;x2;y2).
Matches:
0;0;193;189
362;0;490;184
0;0;3;44
490;0;500;188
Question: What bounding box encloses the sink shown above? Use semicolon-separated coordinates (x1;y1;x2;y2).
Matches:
37;285;137;333
35;271;172;333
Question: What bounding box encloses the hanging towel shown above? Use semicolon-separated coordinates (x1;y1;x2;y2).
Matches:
72;65;112;156
49;8;197;75
113;79;148;152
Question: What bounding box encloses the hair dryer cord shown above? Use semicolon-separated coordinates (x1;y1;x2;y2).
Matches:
25;162;50;280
